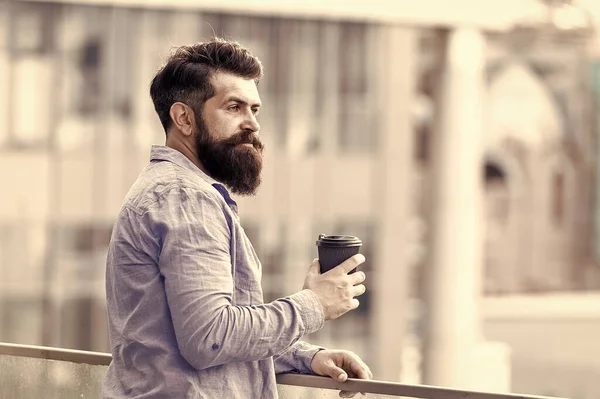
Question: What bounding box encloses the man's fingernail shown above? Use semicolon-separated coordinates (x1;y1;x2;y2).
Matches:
338;373;347;381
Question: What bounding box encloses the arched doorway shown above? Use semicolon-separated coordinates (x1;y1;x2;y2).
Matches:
484;61;565;294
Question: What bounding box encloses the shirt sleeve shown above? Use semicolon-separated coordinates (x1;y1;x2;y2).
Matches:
273;341;326;374
146;185;325;371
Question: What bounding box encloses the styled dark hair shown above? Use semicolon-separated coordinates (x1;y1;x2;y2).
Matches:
149;37;263;133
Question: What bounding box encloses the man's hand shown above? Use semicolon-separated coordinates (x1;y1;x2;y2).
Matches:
303;255;367;320
311;349;373;398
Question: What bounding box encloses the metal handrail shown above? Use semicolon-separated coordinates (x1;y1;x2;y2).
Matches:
0;342;568;399
0;342;111;366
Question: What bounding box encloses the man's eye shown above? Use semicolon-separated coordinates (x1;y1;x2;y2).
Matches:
252;108;259;115
229;105;240;111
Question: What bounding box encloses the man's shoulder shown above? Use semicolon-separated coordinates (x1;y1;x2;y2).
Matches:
122;160;223;214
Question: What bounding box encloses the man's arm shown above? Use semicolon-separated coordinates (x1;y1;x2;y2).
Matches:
273;341;325;374
145;185;325;371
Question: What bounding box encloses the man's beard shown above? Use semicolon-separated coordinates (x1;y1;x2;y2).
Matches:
194;116;265;196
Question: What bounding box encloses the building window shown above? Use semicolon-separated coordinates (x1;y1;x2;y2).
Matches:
552;171;565;227
8;2;59;149
13;2;56;56
413;68;437;164
76;37;102;117
0;223;46;284
71;224;113;254
243;221;287;303
415;123;431;163
1;298;43;345
55;223;113;282
484;162;510;225
61;296;93;350
338;23;375;153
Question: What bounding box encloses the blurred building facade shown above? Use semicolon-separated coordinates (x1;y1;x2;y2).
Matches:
0;0;599;397
413;26;600;296
0;0;416;380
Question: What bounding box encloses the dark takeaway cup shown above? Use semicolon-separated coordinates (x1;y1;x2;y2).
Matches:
316;234;363;274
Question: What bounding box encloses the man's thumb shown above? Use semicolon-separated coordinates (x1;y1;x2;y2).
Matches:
307;258;320;275
329;366;348;382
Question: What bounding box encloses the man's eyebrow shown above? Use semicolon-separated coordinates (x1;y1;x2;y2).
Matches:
225;96;261;108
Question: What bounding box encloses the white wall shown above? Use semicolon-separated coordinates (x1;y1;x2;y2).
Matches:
482;293;600;399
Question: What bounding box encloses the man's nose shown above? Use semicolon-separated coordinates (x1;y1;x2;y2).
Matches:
241;112;260;133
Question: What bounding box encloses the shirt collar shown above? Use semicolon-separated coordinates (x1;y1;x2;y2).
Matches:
149;145;238;212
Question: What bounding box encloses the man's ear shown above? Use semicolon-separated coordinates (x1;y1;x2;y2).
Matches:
169;102;195;137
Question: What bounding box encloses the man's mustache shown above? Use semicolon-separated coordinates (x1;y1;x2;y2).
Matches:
224;130;264;151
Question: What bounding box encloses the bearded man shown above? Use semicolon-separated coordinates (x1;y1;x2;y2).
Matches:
102;38;370;399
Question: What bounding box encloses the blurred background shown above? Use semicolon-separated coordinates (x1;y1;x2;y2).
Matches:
1;0;600;398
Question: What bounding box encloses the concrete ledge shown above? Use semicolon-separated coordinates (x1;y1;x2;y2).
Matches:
20;0;532;30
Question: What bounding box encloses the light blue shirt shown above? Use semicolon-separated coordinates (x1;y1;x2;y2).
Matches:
102;145;325;398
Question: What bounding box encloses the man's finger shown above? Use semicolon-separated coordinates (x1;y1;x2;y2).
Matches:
355;366;370;380
349;271;366;285
349;356;372;380
351;284;366;297
331;254;365;275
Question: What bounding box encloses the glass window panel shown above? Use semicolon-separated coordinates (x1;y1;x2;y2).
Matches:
13;5;46;54
0;1;9;147
1;354;425;398
0;223;47;284
338;23;380;153
54;5;108;152
1;299;43;345
132;8;173;150
0;356;107;398
11;56;53;148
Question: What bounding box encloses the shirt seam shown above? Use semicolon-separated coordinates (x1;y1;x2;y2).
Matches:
125;170;228;217
150;145;220;187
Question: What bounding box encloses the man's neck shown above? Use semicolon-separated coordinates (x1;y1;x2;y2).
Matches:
165;136;206;174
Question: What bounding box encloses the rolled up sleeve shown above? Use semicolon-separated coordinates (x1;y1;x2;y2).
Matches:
273;340;326;374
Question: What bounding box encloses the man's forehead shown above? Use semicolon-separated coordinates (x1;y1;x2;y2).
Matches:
210;72;261;104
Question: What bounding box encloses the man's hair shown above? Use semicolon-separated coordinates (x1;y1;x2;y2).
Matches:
149;37;263;133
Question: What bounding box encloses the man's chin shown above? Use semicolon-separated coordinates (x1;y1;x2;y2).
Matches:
228;180;261;196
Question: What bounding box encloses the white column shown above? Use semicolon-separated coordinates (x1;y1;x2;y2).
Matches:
371;25;417;381
422;27;486;388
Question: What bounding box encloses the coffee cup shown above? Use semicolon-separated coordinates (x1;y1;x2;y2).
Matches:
316;234;362;274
